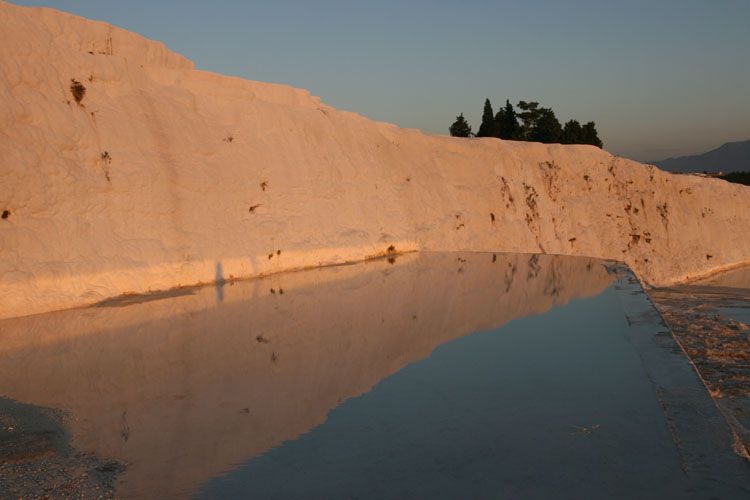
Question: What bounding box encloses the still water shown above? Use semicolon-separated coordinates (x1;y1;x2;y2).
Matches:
0;253;747;498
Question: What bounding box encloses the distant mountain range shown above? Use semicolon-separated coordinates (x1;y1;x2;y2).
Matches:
652;140;750;173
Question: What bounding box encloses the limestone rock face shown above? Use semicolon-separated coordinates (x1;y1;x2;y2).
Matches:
1;1;748;319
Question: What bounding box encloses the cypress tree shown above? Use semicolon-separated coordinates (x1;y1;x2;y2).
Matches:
495;99;519;139
494;107;506;138
476;98;497;137
561;120;583;144
516;101;540;140
530;107;562;144
449;113;472;137
581;121;603;148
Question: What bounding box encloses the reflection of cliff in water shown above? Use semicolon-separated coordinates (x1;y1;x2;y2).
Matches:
0;252;613;498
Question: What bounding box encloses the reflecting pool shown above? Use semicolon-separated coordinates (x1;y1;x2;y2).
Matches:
0;253;747;498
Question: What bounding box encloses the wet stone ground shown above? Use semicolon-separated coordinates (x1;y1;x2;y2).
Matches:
650;277;750;458
0;398;122;499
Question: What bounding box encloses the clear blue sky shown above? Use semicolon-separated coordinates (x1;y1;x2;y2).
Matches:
14;0;750;161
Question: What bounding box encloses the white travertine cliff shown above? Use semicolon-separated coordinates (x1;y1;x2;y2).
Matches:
1;1;748;319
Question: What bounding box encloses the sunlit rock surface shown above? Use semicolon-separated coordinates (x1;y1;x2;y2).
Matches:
1;1;749;318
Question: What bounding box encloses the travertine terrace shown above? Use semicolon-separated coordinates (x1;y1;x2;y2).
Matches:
1;1;749;319
0;253;613;497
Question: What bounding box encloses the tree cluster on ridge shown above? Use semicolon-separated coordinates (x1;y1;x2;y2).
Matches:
450;99;603;148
